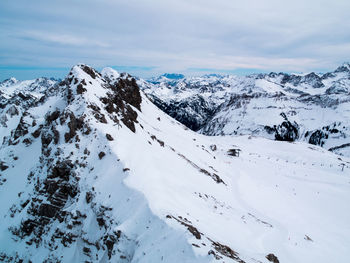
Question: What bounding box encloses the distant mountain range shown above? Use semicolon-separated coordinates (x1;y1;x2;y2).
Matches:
141;63;350;157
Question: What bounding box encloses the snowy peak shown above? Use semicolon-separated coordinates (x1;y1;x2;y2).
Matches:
65;63;141;109
0;65;151;262
101;67;120;83
66;64;106;101
0;77;18;86
334;62;350;73
64;64;142;133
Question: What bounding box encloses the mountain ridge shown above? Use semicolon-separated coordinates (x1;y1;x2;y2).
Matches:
0;64;349;262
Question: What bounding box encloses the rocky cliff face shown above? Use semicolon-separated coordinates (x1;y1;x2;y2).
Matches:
0;65;150;262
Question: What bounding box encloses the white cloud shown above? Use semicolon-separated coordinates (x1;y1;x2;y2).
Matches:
23;31;110;48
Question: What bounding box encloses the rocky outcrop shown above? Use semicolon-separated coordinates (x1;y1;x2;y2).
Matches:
0;65;146;262
272;113;299;142
100;74;142;132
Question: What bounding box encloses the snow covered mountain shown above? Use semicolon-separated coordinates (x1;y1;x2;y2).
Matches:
0;64;349;263
142;64;350;156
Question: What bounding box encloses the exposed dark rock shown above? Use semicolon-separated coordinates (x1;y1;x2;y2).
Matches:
23;138;33;146
264;125;275;135
6;105;19;117
0;114;8;127
208;249;222;260
186;224;201;239
59;182;78;198
0;161;9;171
45;110;60;124
207;238;245;262
266;253;280;263
150;135;164;147
270;113;299;142
13;116;29;141
115;77;142;111
50;160;74;181
98;152;106;159
41;130;53;147
274;120;299;141
169;215;202;239
17;159;79;243
79;65;101;79
76;83;87;94
100;78;141;132
106;134;114;141
83;247;91;254
44;179;59;195
85;191;93;204
199;168;225;185
32;126;43;138
64;112;84;142
309;130;326;146
61;232;78;247
329;143;350;152
304;235;313;241
17;92;31;101
104;233;119;259
64;114;76;142
38;203;58;218
121;105;138;132
52;128;60;144
178;153;226;185
87;104;107;124
20;219;36;236
95;205;112;228
96;217;105;227
227;149;240;157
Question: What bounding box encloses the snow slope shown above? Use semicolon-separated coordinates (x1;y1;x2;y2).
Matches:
0;65;349;263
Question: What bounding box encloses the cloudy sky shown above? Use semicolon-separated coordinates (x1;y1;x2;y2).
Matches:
1;0;350;80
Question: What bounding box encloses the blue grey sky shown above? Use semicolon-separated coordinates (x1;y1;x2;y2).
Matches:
1;0;350;80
